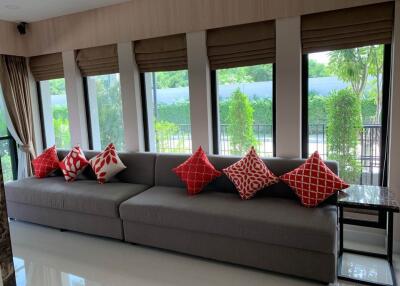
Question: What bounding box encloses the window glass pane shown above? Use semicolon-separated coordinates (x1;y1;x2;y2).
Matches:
87;73;124;150
40;78;71;149
216;64;274;157
0;88;16;182
307;45;384;185
144;70;192;153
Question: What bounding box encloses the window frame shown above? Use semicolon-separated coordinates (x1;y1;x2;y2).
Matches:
301;44;392;187
82;77;94;150
210;63;277;157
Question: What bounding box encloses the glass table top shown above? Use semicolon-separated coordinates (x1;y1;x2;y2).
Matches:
337;185;399;212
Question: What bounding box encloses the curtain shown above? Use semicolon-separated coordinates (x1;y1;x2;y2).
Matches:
134;34;187;72
0;55;36;178
207;21;275;69
30;53;64;81
301;2;394;53
76;44;119;76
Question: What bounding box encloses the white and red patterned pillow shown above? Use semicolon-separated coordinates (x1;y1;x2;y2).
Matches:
173;146;222;195
59;146;89;182
32;145;60;178
280;151;349;207
223;147;279;200
89;143;126;184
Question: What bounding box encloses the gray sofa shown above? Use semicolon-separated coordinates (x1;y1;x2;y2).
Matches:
5;150;338;284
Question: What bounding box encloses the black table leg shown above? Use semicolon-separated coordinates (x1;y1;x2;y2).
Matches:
339;206;343;256
387;211;393;264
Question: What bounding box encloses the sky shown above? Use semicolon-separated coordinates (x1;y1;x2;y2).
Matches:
309;51;330;64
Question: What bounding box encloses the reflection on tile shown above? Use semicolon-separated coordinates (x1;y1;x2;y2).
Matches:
8;221;400;286
339;253;393;285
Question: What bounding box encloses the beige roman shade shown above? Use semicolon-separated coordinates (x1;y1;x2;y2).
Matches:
29;53;64;81
76;44;119;76
134;34;187;72
302;2;394;54
207;21;275;70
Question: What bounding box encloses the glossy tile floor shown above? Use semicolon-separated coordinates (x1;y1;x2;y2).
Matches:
8;221;400;286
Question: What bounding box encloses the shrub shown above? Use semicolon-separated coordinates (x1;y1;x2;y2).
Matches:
326;88;362;183
226;89;256;155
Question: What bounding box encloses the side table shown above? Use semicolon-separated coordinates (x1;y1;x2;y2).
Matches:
337;185;399;286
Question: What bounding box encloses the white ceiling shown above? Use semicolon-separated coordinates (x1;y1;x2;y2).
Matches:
0;0;132;22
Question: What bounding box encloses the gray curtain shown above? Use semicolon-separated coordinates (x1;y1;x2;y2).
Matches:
0;55;36;178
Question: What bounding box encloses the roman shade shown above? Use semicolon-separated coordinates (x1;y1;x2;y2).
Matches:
134;34;187;72
30;53;64;81
76;44;119;76
207;21;275;70
302;2;394;54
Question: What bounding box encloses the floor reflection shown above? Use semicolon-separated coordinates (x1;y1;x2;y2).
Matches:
339;253;393;285
9;221;399;286
13;257;99;286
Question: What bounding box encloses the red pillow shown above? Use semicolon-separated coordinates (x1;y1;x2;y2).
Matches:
59;146;89;182
223;147;279;200
280;151;349;207
32;145;60;178
172;146;221;195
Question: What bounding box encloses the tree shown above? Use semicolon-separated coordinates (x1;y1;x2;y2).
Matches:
308;59;330;78
155;70;188;89
326;88;362;183
95;75;124;150
328;47;372;96
226;89;256;155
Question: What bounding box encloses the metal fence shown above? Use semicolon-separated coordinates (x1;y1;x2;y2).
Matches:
308;123;381;185
155;124;192;153
157;123;381;185
220;124;273;157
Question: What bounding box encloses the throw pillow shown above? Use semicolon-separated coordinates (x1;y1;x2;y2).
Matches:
89;143;126;183
280;151;349;207
32;145;60;178
172;146;222;195
223;147;279;200
59;146;89;182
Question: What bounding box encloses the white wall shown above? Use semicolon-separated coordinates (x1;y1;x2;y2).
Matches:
117;42;145;152
275;17;302;158
186;31;213;153
62;51;89;149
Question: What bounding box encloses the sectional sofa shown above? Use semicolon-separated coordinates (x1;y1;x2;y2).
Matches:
5;150;339;284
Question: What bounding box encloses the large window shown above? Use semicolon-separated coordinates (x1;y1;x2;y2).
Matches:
85;73;125;151
213;64;274;157
142;70;192;154
39;78;71;149
303;45;389;185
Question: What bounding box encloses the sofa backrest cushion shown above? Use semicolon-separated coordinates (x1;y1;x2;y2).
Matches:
57;150;156;185
155;153;339;199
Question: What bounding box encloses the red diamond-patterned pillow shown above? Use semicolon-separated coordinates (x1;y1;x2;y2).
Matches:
59;146;89;182
172;146;222;195
223;147;279;200
89;143;126;184
32;145;60;178
280;151;349;207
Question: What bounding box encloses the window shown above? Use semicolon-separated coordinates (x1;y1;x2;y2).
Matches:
39;78;71;149
213;64;275;157
142;70;192;154
85;73;125;151
303;45;390;185
0;91;17;182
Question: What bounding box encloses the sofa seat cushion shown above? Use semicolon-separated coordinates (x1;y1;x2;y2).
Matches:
119;186;337;254
5;177;149;218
